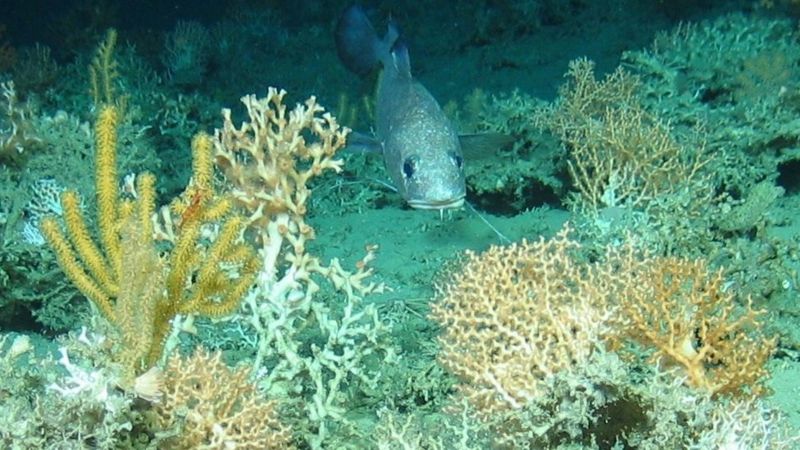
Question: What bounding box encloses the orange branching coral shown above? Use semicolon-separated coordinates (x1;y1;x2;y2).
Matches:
611;249;776;397
156;348;293;450
431;227;617;417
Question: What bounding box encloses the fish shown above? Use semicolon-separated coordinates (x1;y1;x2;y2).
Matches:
335;5;466;210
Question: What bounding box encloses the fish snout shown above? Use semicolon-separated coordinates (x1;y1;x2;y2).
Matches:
407;196;466;210
406;185;466;210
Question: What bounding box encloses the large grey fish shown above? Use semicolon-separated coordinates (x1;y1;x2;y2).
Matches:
335;5;466;210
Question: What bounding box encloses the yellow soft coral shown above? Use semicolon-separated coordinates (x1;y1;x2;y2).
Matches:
41;104;258;392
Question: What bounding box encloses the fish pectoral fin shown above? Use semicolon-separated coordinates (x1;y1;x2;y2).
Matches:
459;133;515;160
344;131;384;154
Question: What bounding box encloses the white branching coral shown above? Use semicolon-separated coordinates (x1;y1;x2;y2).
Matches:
22;178;66;245
212;88;395;447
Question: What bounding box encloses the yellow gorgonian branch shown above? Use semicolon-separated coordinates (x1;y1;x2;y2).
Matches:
41;105;258;394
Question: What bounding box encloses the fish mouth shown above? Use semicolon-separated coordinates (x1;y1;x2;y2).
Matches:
407;196;465;210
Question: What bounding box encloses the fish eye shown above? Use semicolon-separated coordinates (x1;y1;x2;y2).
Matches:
402;155;418;179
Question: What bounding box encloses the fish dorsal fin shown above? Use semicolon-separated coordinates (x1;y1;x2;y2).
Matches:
459;133;515;161
390;39;412;79
344;131;384;154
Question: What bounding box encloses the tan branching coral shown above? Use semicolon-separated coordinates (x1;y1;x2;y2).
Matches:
431;227;617;417
432;226;776;421
610;248;776;396
214;87;345;235
211;87;381;313
535;58;711;214
156;348;293;449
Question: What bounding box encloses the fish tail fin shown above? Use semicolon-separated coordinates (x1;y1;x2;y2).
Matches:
335;5;400;76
